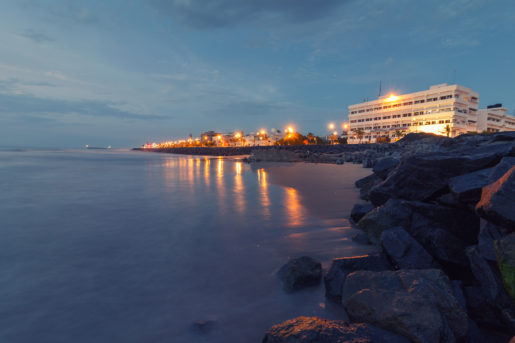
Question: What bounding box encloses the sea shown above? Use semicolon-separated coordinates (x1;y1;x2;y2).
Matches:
0;148;374;342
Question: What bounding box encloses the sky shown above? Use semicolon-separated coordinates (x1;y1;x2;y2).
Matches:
0;0;514;148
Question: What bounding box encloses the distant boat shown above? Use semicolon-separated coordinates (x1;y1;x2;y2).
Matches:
85;145;112;150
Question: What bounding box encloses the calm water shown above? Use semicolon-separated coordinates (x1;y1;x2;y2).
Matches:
0;149;373;342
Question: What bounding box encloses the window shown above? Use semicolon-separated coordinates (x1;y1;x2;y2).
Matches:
439;120;444;124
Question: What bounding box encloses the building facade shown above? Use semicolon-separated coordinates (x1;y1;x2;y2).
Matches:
348;83;479;143
477;104;515;133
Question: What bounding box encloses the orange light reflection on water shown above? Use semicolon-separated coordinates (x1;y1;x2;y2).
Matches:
284;186;303;227
257;169;271;218
234;161;245;214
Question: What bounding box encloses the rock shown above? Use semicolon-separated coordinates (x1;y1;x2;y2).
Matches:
464;285;503;329
357;199;411;245
466;245;505;303
436;193;462;207
358;199;478;247
354;173;382;201
351;232;370;245
488;156;515;183
372;157;399;180
278;256;322;293
369;152;505;206
449;168;493;204
494;234;515;301
350;203;374;223
342;269;468;343
477;223;502;262
262;316;410;343
476;166;515;229
324;253;391;302
380;226;439;269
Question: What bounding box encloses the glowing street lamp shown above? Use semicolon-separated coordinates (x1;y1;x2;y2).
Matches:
234;132;241;139
260;129;266;135
328;122;335;130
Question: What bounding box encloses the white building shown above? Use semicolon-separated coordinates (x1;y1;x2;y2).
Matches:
348;83;480;143
477;104;515;133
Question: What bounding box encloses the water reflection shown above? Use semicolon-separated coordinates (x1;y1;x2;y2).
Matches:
284;186;303;227
257;169;271;219
234;161;245;214
160;157;306;226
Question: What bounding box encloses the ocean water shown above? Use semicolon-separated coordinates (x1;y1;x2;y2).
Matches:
0;149;373;343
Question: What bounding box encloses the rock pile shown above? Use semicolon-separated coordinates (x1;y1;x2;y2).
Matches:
264;131;515;342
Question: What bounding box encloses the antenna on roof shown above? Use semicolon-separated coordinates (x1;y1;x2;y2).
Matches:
378;80;382;98
453;69;456;84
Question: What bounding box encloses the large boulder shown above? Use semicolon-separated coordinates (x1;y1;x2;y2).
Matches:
466;245;506;304
342;269;468;343
350;203;374;223
278;256;322;293
477;222;502;262
495;234;515;301
369;152;505;206
448;168;492;204
324;253;391;302
488;156;515;183
357;199;412;245
262;316;410;343
372;157;399;180
358;199;479;248
381;226;439;269
476;166;515;230
355;173;382;201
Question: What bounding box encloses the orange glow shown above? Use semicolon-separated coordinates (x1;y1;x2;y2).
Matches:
260;129;266;135
386;94;399;102
286;126;294;133
257;169;270;218
343;123;348;129
285;187;303;227
333;131;338;136
217;158;223;178
216;135;222;140
234;162;245;214
204;136;208;140
328;123;335;130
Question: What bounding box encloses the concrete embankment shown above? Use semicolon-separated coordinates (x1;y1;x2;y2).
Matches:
132;144;391;158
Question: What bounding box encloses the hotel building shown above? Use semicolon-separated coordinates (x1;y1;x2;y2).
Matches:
477;104;515;133
348;83;480;143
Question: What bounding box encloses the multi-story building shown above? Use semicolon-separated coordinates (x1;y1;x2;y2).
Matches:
477;104;515;133
348;83;479;143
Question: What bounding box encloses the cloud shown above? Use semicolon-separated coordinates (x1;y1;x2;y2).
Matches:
21;29;55;43
151;0;347;28
0;92;166;121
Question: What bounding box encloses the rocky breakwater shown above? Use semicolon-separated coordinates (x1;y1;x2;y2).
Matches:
263;131;515;342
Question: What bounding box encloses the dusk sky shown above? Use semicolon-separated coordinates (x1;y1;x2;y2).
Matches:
1;0;514;148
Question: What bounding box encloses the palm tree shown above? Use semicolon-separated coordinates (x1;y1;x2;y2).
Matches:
353;128;364;144
444;124;451;137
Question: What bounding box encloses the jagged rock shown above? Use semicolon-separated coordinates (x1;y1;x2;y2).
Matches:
342;269;468;343
369;152;505;206
262;316;410;343
477;223;502;262
381;226;439;269
476;166;515;230
358;199;478;248
354;173;382;201
350;203;374;223
357;199;411;245
488;156;515;183
436;193;462;207
278;256;322;293
324;253;391;302
449;168;493;204
466;245;505;303
351;232;370;245
494;234;515;301
372;157;399;180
